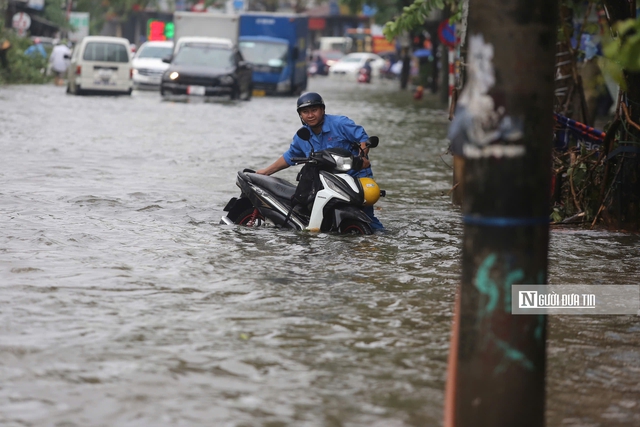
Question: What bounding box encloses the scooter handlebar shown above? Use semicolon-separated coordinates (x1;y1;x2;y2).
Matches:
290;157;309;164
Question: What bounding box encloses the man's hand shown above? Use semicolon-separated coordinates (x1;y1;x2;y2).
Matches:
256;156;289;176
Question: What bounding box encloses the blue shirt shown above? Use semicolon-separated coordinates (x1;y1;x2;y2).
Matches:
25;44;47;58
283;114;373;178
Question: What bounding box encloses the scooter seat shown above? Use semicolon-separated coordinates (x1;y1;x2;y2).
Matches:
243;172;297;200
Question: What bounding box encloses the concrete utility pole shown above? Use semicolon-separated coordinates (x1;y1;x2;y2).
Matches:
444;1;557;426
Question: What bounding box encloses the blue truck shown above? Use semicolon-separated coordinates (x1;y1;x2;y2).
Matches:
238;12;309;96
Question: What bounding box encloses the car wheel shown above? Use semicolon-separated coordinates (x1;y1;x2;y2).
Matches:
242;83;252;101
230;85;240;100
75;85;84;96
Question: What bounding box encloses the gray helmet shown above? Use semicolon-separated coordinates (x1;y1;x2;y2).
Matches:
296;92;325;113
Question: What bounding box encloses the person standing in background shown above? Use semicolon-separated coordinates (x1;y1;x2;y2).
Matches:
24;38;47;58
49;41;72;86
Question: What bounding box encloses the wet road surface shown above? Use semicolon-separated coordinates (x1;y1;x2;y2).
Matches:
0;78;638;426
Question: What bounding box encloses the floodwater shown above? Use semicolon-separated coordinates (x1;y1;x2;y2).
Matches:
1;78;638;427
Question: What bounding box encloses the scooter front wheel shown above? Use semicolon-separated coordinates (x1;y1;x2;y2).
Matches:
339;220;372;235
235;208;265;227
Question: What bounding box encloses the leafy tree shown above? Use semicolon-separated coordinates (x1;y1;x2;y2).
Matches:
44;0;73;31
382;0;457;39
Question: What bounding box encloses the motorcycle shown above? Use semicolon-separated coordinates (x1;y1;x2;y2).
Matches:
357;65;372;83
221;128;384;235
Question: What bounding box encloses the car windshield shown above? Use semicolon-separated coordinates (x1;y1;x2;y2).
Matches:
173;45;234;67
137;45;173;59
82;42;129;63
239;41;288;67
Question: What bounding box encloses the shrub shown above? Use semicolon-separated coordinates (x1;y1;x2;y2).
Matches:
0;33;54;85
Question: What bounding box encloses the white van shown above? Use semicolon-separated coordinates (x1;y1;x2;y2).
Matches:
66;36;133;95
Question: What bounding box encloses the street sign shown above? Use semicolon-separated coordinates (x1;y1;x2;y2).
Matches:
68;12;90;43
12;12;31;37
438;20;457;48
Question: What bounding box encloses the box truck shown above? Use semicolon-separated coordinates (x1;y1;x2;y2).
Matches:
173;11;239;53
238;12;309;96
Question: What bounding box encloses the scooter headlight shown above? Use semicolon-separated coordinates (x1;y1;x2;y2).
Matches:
330;154;353;172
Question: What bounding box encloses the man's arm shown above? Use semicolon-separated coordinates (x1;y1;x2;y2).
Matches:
256;156;290;175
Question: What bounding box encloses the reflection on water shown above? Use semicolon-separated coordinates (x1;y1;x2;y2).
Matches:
0;79;638;426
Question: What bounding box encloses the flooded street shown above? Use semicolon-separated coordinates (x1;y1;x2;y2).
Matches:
1;78;639;426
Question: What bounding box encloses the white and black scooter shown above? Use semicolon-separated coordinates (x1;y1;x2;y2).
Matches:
221;128;384;235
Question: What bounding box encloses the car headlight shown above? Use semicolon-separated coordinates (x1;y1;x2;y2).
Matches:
169;71;179;80
132;68;139;75
220;75;234;85
330;154;353;172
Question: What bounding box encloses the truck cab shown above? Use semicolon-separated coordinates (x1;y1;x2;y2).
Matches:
238;13;309;96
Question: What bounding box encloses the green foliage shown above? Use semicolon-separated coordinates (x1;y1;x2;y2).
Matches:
44;0;73;30
597;18;640;90
0;34;53;85
382;0;457;40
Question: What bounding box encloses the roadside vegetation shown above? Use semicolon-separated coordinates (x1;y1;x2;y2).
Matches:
0;32;52;85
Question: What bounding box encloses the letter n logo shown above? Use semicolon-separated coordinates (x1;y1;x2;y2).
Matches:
519;291;537;308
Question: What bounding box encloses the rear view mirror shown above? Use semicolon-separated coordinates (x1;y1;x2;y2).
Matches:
367;136;379;148
297;127;311;141
162;56;171;63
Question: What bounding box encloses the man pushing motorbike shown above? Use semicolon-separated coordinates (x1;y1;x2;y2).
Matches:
256;92;384;230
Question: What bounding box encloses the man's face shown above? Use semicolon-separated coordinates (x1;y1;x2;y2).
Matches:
299;106;324;127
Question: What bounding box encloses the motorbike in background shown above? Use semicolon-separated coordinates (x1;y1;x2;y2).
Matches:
221;128;384;235
357;65;372;83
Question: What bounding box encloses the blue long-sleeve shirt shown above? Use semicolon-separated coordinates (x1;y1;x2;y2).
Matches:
24;44;47;58
283;114;373;178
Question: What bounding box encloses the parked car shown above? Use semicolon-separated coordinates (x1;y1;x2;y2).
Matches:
160;40;252;100
308;50;344;76
66;36;133;96
132;40;174;90
329;52;385;79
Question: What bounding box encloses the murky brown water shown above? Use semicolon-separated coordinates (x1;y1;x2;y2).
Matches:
0;78;638;426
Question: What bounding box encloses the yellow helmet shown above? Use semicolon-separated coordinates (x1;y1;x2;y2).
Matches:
359;177;381;206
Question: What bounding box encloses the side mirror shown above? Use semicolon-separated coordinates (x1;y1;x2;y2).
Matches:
367;136;379;148
296;127;311;141
162;56;171;63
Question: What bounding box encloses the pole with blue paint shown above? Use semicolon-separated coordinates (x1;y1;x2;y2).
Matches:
444;1;557;426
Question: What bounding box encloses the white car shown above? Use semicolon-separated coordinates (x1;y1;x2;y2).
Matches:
67;36;133;96
329;52;386;79
132;41;174;89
